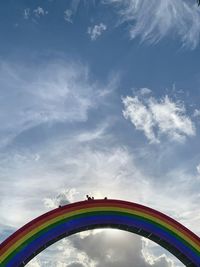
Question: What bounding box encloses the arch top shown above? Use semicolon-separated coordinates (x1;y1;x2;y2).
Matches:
0;199;200;267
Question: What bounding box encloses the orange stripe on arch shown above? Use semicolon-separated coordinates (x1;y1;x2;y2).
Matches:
0;199;200;264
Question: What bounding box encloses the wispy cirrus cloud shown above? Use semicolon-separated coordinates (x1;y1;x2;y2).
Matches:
0;60;107;147
122;91;195;143
63;0;97;23
105;0;200;49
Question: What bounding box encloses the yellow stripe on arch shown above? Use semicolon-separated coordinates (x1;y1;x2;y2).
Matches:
0;206;199;263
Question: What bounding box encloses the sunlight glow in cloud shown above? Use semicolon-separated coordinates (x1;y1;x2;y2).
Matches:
28;230;176;267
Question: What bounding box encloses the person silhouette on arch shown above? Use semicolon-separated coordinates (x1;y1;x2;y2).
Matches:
86;195;92;200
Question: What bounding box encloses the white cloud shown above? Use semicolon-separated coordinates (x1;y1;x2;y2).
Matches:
70;230;174;267
123;95;156;142
197;163;200;174
88;23;107;41
149;96;195;142
24;8;30;20
27;258;41;267
64;9;73;23
64;0;96;24
139;88;152;95
28;236;96;267
105;0;200;49
142;241;176;267
193;108;200;117
122;93;195;143
23;7;48;20
33;7;48;18
44;188;78;209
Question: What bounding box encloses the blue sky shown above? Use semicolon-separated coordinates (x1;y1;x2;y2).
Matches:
1;0;200;266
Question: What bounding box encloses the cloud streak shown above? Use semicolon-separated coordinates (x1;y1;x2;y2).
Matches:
0;60;106;147
105;0;200;49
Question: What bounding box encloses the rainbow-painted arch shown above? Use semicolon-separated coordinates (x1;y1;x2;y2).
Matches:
0;199;200;267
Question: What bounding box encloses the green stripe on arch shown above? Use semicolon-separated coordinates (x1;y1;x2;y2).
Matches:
3;211;200;265
0;199;200;266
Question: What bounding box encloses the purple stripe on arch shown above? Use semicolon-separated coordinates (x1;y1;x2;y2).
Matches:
7;214;200;267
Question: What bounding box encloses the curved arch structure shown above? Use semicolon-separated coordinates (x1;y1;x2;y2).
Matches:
0;199;200;267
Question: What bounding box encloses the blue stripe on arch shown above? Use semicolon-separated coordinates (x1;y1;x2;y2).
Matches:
7;214;200;266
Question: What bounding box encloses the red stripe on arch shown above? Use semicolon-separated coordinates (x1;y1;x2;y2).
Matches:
1;199;199;256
